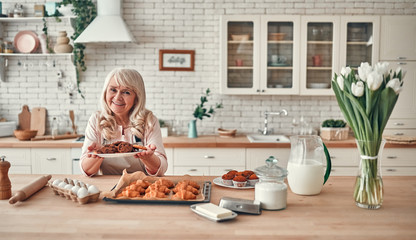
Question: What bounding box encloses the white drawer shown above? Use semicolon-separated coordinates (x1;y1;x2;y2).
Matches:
174;148;245;166
383;129;416;136
382;148;416;166
382;167;416;176
330;167;357;176
386;118;416;129
0;148;31;166
173;166;209;176
327;148;358;167
8;165;32;174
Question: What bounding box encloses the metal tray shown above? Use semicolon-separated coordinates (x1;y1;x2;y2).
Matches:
103;181;211;204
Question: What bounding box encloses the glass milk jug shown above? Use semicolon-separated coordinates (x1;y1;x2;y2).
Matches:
254;156;288;210
287;135;331;195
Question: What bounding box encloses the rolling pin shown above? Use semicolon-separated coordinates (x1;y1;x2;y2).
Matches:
9;175;52;204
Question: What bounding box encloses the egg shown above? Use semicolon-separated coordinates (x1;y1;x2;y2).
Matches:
77;187;89;199
88;185;100;194
58;181;67;189
64;184;73;190
71;185;81;194
52;179;62;186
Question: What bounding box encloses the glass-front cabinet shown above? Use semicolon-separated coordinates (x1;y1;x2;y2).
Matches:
261;16;300;94
221;15;379;96
220;15;260;94
340;16;380;73
300;16;340;95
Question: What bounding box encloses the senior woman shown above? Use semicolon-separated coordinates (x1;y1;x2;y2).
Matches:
80;68;167;176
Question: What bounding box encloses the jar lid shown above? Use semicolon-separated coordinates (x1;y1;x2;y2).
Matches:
254;156;288;179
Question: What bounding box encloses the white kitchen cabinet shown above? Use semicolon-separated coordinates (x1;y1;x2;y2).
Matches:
221;15;379;96
220;15;300;95
381;148;416;176
246;148;290;170
31;148;72;174
165;148;174;175
327;148;358;176
380;16;416;61
0;148;31;174
173;148;245;176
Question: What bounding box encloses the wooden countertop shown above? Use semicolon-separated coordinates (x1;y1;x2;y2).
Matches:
1;174;415;239
0;135;414;149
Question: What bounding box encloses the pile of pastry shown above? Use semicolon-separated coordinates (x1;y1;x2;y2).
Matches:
116;178;201;200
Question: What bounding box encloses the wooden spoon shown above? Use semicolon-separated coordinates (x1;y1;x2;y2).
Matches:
69;110;77;134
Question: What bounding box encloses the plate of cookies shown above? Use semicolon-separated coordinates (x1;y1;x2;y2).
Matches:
90;141;147;158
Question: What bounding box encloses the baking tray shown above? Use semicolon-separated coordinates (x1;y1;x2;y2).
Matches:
103;181;211;204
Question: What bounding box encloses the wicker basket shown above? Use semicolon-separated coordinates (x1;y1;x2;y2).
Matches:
320;127;349;141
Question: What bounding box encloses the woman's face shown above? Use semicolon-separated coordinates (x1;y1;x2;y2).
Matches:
106;77;136;120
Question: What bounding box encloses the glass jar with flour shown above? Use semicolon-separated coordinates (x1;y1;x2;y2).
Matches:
254;156;288;210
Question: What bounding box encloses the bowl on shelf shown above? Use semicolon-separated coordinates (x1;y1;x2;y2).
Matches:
268;33;286;41
14;129;38;141
307;83;331;89
218;128;237;138
231;34;250;41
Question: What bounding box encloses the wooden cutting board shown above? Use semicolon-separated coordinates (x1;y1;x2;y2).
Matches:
18;105;31;130
30;107;46;136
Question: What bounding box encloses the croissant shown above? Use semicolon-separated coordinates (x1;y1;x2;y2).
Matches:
173;189;196;200
178;180;200;189
145;184;171;194
118;189;140;198
135;180;151;188
173;182;199;195
143;190;168;199
155;178;174;188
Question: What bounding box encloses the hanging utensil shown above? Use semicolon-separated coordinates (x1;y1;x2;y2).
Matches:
69;110;77;134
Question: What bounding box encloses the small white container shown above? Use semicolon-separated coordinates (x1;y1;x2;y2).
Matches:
0;122;16;137
254;156;288;210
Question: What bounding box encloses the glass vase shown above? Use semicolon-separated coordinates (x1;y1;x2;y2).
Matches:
353;139;386;209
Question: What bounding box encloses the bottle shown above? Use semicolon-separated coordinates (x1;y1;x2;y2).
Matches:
3;41;13;53
0;155;12;200
52;117;59;136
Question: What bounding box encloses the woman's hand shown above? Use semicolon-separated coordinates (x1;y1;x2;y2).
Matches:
134;144;161;175
82;143;104;176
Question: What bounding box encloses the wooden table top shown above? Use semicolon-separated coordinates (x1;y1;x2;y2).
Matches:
1;174;415;239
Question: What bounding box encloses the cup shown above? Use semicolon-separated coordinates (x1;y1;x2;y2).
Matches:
312;55;321;67
271;55;287;64
235;59;243;66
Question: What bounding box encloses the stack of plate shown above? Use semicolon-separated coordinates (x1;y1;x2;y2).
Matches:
14;30;40;53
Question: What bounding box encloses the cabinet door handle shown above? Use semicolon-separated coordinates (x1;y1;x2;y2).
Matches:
387;156;397;159
397;62;407;65
256;89;260;92
204;155;215;159
330;156;336;159
188;169;198;172
386;168;397;172
46;157;57;161
224;169;234;172
396;57;407;60
394;122;405;126
394;132;404;136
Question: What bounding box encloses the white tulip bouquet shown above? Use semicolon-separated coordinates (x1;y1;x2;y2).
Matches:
332;62;405;208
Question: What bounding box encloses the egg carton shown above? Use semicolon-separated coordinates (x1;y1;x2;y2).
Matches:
49;178;100;205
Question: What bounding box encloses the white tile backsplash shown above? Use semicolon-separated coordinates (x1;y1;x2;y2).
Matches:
0;0;415;136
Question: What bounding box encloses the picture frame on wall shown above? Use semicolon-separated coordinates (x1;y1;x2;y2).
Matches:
159;49;195;71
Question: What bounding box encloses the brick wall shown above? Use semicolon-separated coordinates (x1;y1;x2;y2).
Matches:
0;0;415;136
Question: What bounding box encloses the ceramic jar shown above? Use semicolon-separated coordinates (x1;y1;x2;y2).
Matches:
54;31;73;53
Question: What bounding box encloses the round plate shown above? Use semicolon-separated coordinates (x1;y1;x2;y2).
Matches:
89;151;141;158
212;177;254;190
14;31;40;53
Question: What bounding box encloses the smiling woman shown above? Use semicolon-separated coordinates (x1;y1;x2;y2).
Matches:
79;68;168;177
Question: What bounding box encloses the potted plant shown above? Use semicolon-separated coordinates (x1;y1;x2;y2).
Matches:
189;89;223;138
320;119;349;141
